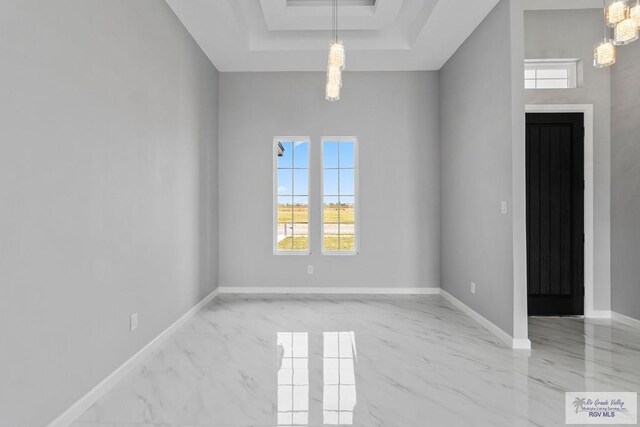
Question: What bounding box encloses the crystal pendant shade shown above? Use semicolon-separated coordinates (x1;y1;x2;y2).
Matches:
326;64;342;101
327;65;342;87
607;0;629;26
614;17;639;44
326;82;340;101
594;39;617;67
328;41;346;70
325;0;345;101
630;3;640;27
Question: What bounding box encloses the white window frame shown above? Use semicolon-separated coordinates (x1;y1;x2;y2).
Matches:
321;137;359;256
525;59;579;90
273;137;311;256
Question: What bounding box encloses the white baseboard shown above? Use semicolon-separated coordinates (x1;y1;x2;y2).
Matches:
512;338;532;350
612;311;640;329
217;286;441;295
47;288;219;427
585;310;612;319
440;289;531;350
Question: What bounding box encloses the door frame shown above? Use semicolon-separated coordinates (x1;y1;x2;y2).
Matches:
525;104;595;318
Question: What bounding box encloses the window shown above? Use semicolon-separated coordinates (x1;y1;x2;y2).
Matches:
277;332;309;426
274;138;310;254
322;138;358;254
525;59;578;89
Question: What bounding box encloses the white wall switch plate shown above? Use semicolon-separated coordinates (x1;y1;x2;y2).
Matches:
308;265;313;274
501;200;508;215
130;313;138;331
470;282;476;294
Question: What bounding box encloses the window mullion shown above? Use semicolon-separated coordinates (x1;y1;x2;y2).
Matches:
337;142;341;250
291;145;295;250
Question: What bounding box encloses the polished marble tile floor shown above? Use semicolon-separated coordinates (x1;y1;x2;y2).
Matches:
73;294;640;427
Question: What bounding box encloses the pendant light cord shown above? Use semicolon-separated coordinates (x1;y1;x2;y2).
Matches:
603;0;607;40
336;0;339;43
331;0;338;43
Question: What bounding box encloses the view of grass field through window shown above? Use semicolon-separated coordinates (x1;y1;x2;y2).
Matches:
323;140;356;252
275;138;356;253
276;140;309;252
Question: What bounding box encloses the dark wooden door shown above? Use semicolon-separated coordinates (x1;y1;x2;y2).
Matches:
526;113;584;316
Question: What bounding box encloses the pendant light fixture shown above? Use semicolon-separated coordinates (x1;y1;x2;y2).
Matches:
606;0;629;26
614;15;639;44
594;0;639;68
326;0;345;101
594;0;617;67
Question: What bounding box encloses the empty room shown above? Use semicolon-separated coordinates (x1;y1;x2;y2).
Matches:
2;0;640;426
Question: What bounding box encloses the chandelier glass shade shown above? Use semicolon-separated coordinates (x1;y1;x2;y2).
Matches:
326;81;341;101
327;63;343;87
631;2;640;26
594;39;617;67
606;0;629;26
328;41;346;70
614;16;639;44
326;0;345;101
326;59;342;101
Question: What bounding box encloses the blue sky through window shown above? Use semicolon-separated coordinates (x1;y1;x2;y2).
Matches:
324;141;355;198
278;141;309;169
278;141;309;199
277;140;355;202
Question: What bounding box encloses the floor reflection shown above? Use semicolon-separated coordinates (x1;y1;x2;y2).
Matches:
277;332;309;426
72;296;640;427
323;331;357;425
277;331;358;426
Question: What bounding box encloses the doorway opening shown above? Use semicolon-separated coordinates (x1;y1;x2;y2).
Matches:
526;112;585;316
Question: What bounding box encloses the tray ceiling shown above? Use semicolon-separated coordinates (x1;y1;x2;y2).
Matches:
165;0;599;72
166;0;506;71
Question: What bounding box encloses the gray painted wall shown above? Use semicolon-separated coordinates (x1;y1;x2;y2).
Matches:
0;1;219;426
218;72;440;288
440;0;526;337
524;9;612;311
611;41;640;321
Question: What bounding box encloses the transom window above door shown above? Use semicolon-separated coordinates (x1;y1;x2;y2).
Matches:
525;59;579;89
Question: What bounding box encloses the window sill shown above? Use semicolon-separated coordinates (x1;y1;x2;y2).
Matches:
273;251;311;256
321;251;358;256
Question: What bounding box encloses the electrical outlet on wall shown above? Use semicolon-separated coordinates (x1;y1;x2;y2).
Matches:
130;313;138;331
308;265;314;274
470;282;476;294
501;201;508;215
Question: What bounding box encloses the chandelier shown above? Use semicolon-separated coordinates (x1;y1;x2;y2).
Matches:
326;0;345;101
595;0;640;67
